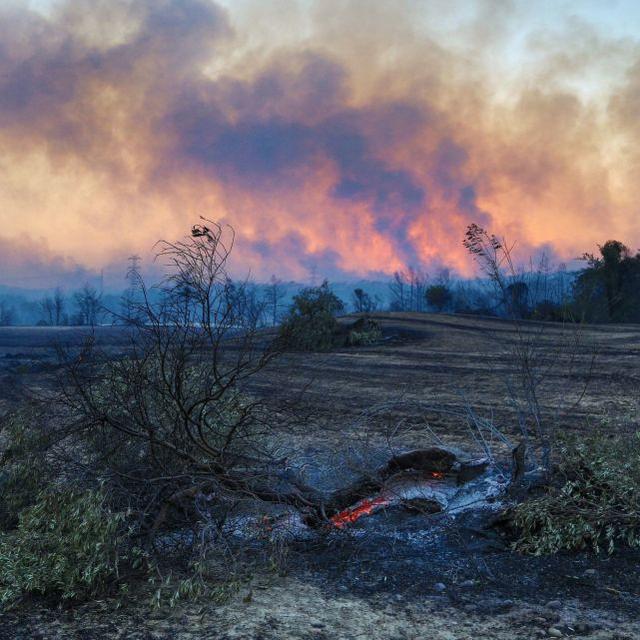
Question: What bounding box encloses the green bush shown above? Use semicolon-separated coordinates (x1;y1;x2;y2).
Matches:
513;431;640;555
347;322;382;346
348;329;381;346
279;281;345;351
0;489;135;607
0;407;55;529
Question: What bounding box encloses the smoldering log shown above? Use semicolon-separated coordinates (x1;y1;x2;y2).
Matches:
149;447;495;533
282;447;490;525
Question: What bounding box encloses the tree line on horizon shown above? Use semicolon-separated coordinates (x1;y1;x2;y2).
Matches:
0;237;638;327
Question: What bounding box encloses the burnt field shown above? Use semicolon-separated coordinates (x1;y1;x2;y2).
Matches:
1;314;640;639
3;313;638;435
248;312;640;445
0;325;135;410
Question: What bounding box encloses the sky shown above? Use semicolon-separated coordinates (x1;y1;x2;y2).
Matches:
2;0;640;288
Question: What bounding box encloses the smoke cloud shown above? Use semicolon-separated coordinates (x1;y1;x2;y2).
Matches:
1;0;639;286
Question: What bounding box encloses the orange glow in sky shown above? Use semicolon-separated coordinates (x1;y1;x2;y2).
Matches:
2;0;640;287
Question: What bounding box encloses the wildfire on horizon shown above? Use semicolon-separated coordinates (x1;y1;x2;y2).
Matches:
2;0;640;288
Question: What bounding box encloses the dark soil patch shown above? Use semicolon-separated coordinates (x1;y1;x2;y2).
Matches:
288;508;640;618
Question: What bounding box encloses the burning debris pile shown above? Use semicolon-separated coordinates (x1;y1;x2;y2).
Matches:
220;447;511;541
324;447;504;528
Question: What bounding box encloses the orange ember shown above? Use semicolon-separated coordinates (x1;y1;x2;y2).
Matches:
330;496;390;528
330;472;446;527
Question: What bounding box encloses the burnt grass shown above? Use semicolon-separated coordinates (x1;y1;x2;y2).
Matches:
241;312;640;619
1;313;640;635
290;508;640;617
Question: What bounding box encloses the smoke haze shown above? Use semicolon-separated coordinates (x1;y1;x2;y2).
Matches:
1;0;640;287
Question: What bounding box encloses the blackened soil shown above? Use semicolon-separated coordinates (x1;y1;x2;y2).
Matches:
1;509;638;639
290;508;640;618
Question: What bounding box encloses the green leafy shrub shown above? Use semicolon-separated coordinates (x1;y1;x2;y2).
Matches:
0;489;134;607
279;283;384;350
513;431;640;555
0;407;56;529
279;281;345;351
347;328;381;346
347;318;383;346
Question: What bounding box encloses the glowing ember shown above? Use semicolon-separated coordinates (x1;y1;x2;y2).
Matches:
330;472;447;528
330;496;390;528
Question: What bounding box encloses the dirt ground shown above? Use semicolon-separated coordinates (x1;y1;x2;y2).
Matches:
1;313;639;638
1;572;638;640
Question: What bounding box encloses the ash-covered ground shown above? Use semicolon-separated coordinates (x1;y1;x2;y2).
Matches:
1;314;640;638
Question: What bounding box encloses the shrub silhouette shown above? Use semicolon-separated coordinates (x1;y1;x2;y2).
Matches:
279;281;345;351
425;284;452;312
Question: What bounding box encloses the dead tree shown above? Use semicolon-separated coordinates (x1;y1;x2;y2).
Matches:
55;221;288;540
53;288;66;325
389;268;428;312
265;275;287;326
73;284;102;326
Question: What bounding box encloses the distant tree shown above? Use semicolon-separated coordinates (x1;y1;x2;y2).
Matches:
449;280;497;316
39;288;67;326
247;285;267;327
39;296;55;325
73;284;103;326
389;268;427;312
352;288;377;313
574;240;640;322
0;301;15;326
505;281;529;319
425;284;452;312
598;240;628;318
224;280;265;328
53;288;66;325
389;271;407;311
264;275;287;326
405;267;427;312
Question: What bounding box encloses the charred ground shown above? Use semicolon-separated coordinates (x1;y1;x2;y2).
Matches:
0;313;639;639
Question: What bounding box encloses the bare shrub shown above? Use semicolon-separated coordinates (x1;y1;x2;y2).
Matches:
49;221;303;546
464;224;595;471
